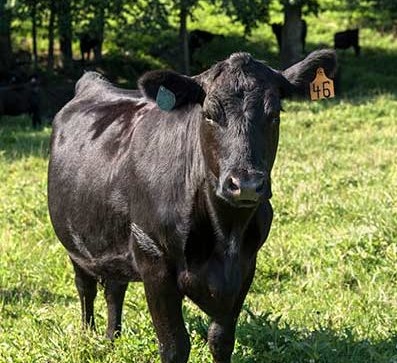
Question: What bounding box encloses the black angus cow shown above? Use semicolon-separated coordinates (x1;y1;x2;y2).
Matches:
48;49;337;363
189;30;223;69
334;29;360;56
0;76;41;127
189;29;217;55
271;20;307;53
79;32;101;62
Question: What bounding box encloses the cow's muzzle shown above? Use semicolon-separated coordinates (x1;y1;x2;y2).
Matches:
218;171;271;207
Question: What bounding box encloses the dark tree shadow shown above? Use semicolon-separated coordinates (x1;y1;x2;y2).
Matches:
0;287;74;306
0;116;50;160
185;308;397;363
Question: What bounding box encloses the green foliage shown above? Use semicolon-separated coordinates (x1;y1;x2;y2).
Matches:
218;0;270;34
318;0;397;30
279;0;320;15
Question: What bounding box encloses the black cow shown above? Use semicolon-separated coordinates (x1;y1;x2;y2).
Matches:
189;30;223;69
79;32;101;62
48;50;337;363
271;20;307;53
189;30;217;55
0;76;41;127
334;28;360;56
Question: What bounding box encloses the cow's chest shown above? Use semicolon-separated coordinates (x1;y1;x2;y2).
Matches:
177;246;251;316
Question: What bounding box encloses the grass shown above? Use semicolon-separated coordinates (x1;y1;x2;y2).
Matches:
1;9;397;363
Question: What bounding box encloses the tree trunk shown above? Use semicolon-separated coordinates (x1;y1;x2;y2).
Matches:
179;3;190;75
280;4;303;69
47;0;56;71
93;2;105;63
58;0;73;69
31;0;38;70
0;0;12;76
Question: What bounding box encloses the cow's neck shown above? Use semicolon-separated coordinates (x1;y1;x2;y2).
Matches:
179;183;258;314
204;180;257;244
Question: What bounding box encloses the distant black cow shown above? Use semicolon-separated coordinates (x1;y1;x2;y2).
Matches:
79;32;101;62
334;29;360;56
271;20;307;53
189;29;217;56
0;76;41;127
48;49;337;363
13;49;32;66
188;30;224;70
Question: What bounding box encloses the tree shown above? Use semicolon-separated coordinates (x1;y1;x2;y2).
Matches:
28;0;38;70
58;0;73;69
168;0;271;74
220;0;270;35
280;1;304;68
279;0;319;69
0;0;13;76
47;0;56;71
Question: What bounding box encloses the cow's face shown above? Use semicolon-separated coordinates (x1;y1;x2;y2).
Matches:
198;54;282;207
139;50;337;208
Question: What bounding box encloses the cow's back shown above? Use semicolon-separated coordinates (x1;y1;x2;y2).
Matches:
48;73;147;281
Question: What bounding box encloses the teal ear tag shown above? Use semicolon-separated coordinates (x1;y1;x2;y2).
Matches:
156;85;176;111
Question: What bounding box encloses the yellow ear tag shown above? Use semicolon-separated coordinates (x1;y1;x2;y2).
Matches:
310;67;335;101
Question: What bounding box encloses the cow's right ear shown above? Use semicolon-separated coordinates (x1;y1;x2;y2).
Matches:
280;49;337;98
138;70;205;111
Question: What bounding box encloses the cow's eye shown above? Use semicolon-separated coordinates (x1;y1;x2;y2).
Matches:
205;117;217;126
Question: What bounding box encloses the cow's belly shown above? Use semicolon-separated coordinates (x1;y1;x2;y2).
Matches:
51;209;142;283
69;247;142;283
65;228;142;283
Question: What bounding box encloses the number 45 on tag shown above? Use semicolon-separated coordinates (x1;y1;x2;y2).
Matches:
310;67;335;101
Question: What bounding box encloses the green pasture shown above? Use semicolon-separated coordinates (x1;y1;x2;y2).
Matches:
1;9;397;363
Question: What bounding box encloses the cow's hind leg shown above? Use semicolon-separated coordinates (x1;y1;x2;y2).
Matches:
104;280;128;340
71;259;98;330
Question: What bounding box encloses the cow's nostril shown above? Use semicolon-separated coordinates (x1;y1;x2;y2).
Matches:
226;177;240;194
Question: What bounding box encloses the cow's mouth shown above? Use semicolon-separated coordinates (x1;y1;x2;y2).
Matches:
234;199;261;208
216;191;263;209
216;182;272;208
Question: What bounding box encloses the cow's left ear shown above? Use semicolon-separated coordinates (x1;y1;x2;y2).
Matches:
280;49;337;98
138;70;205;111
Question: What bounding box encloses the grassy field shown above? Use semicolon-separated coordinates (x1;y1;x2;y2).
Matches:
1;8;397;363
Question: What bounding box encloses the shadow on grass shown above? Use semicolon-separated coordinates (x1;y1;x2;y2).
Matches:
0;116;50;161
0;287;74;306
187;309;397;363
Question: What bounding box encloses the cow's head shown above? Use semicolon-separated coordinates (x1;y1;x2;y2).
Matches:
139;50;337;208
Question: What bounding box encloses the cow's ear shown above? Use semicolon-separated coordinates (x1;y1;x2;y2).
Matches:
280;49;337;98
138;70;205;111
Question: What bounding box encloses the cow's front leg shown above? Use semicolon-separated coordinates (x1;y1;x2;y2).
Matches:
143;268;190;363
208;263;256;363
208;316;238;363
